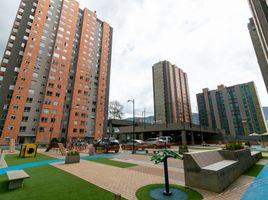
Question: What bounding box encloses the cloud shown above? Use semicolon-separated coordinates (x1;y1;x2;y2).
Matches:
0;0;267;118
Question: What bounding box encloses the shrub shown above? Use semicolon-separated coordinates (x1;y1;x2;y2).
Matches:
179;145;188;154
67;150;80;156
225;141;244;150
245;141;251;147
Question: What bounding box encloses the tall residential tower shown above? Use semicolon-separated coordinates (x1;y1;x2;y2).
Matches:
197;82;267;137
152;60;192;124
0;0;112;143
248;0;268;93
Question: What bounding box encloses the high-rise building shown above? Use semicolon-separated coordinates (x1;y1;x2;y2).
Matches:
0;0;112;144
248;0;268;93
152;60;192;124
197;82;267;137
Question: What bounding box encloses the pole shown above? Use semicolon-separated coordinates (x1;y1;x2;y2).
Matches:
163;157;172;196
132;99;135;153
143;107;146;129
128;99;136;154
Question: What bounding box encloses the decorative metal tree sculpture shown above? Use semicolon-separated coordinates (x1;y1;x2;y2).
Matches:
151;150;183;196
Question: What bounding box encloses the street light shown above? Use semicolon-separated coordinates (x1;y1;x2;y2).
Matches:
127;99;135;154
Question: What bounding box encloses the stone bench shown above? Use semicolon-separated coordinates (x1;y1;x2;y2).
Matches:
183;150;238;193
184;149;261;193
6;170;30;189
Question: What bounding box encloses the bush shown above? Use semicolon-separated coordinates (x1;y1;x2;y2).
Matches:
67;150;80;156
179;145;188;154
225;141;244;150
245;141;251;147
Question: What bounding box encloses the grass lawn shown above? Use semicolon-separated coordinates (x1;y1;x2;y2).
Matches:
262;156;268;160
136;184;203;200
243;164;264;177
0;165;125;200
86;157;137;168
4;153;54;166
188;146;219;150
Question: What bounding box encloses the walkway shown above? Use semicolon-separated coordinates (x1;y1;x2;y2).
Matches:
52;159;184;200
0;152;129;175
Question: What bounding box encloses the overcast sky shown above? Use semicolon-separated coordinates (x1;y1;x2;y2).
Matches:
0;0;267;118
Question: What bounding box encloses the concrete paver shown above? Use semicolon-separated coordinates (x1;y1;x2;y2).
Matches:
51;153;256;200
52;160;183;200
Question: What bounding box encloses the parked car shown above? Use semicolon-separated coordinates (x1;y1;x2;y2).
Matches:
145;138;171;149
121;140;147;151
158;136;172;143
93;138;120;153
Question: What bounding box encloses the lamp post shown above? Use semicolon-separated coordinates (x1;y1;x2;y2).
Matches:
127;99;135;154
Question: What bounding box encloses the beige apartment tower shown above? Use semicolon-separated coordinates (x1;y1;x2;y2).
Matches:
152;60;192;124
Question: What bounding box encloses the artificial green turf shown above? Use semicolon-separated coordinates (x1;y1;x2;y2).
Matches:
0;165;126;200
5;153;54;166
86;157;137;168
188;146;219;150
136;184;203;200
243;164;264;177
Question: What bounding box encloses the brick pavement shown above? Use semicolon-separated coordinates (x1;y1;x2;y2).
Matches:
52;160;183;200
51;153;256;200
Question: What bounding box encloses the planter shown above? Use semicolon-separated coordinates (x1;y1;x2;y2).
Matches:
218;148;252;173
65;155;80;164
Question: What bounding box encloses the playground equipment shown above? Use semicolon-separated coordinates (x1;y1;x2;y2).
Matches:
151;150;183;196
19;144;37;158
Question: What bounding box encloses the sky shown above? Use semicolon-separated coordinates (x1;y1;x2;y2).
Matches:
0;0;267;119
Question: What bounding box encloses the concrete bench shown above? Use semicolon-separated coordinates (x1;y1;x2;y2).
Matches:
6;170;30;189
184;150;238;192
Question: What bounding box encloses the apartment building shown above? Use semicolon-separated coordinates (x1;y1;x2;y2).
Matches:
197;82;267;136
0;0;112;143
152;60;192;124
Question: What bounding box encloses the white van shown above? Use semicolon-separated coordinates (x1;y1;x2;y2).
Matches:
158;136;172;143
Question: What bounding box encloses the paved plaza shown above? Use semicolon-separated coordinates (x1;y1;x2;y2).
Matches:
50;152;256;200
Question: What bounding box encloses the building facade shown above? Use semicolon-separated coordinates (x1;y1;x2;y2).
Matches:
197;82;267;137
152;60;192;124
248;0;268;93
0;0;112;144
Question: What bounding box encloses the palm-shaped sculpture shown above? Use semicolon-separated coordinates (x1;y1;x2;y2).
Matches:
151;150;183;196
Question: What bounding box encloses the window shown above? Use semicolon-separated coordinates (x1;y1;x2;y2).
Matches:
9;85;15;90
22;116;29;122
26;97;33;103
19;126;26;132
24;107;31;112
43;109;49;114
0;67;6;72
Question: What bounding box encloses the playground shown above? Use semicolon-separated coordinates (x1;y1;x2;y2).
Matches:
0;144;268;200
